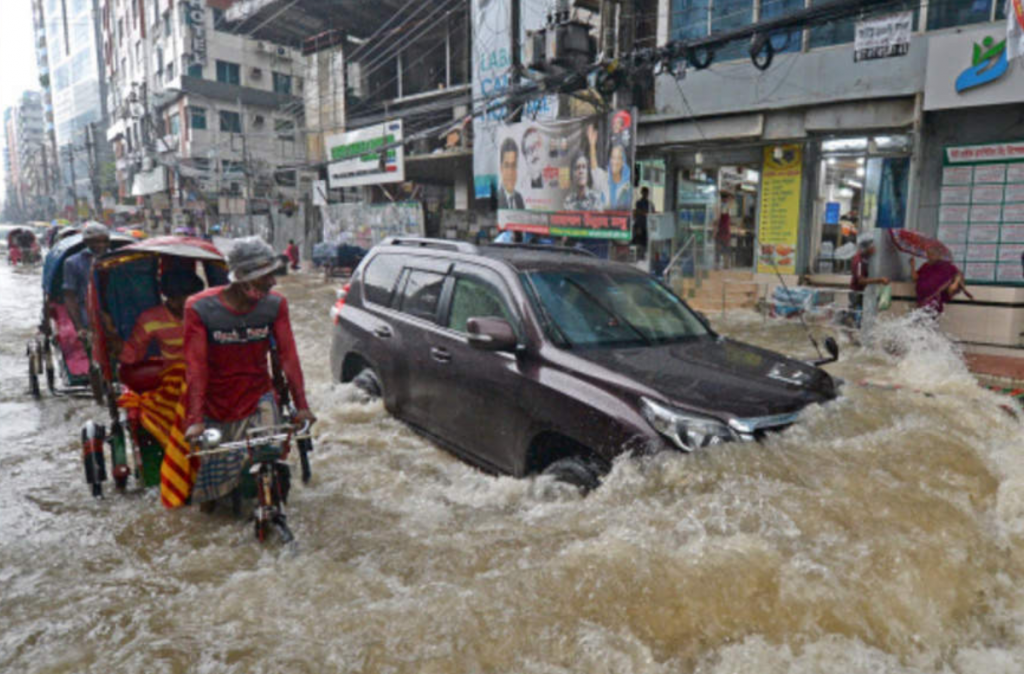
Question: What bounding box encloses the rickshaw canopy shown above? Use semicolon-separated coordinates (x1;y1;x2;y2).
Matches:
89;236;230;380
41;232;134;299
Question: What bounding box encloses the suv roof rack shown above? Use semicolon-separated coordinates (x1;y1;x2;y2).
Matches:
379;237;479;254
486;242;597;258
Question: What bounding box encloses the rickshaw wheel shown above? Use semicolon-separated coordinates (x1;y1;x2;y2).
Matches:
89;368;105;405
255;518;268;543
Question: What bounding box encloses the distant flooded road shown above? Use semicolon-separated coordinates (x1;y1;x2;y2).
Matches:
2;252;1023;673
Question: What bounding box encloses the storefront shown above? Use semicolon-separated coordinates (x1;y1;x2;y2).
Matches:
810;134;913;273
920;24;1024;288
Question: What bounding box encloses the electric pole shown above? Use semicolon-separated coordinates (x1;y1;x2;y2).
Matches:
64;144;78;217
85;123;101;217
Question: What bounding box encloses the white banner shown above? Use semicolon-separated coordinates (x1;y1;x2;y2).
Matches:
1010;0;1024;61
325;121;404;189
854;12;912;62
472;0;557;199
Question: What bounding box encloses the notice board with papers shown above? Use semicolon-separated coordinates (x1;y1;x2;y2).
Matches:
936;141;1024;285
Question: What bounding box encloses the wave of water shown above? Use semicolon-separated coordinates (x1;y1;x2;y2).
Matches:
1;262;1022;673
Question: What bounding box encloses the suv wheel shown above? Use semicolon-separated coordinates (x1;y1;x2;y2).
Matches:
542;456;602;493
352;367;382;399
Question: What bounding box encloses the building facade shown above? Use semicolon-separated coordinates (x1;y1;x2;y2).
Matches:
3;92;53;219
31;0;63;215
42;0;114;212
645;0;1022;366
102;0;308;232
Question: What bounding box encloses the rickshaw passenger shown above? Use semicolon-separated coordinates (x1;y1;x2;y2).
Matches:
63;223;111;340
119;270;203;366
182;237;315;510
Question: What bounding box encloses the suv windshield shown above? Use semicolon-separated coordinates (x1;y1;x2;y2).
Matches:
523;269;710;348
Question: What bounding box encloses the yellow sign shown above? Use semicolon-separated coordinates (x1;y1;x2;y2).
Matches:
757;144;802;275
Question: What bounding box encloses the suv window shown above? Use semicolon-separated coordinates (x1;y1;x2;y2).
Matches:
362;254;403;306
447;276;514;333
399;269;446;321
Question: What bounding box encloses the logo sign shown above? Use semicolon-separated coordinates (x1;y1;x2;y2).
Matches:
854;12;912;62
325;121;405;189
184;2;207;65
955;36;1008;93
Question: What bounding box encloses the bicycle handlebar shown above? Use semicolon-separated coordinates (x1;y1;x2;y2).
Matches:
190;420;312;457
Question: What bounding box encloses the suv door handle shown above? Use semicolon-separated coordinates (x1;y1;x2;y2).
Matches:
373;326;393;339
430;347;452;363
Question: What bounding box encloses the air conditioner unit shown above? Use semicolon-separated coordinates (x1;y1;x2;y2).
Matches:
250;67;263;78
252;114;265;126
276;46;291;60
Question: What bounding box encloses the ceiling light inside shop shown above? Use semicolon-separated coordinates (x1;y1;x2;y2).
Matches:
856;167;865;177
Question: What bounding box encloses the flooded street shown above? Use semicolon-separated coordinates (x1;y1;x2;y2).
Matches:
2;254;1023;674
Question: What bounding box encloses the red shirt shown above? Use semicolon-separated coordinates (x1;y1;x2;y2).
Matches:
183;287;309;426
120;304;184;364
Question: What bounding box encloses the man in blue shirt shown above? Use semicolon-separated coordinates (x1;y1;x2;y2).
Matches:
63;222;111;340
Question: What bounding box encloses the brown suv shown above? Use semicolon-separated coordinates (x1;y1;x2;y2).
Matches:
330;238;838;490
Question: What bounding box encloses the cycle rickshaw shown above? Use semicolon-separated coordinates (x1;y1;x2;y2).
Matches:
81;236;313;543
27;232;133;399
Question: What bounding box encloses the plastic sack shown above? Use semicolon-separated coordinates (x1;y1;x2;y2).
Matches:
877;284;892;311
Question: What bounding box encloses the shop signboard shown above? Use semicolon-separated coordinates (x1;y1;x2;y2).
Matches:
936;141;1024;285
325;121;404;189
924;27;1021;110
757;145;802;275
495;109;636;241
183;2;207;66
854;12;912;62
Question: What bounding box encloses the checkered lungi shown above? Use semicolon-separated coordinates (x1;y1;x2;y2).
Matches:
191;392;281;504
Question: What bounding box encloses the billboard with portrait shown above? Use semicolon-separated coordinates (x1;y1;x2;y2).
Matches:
494;109;636;241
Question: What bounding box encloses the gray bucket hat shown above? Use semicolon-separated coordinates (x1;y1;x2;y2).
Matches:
82;222;110;240
226;236;282;283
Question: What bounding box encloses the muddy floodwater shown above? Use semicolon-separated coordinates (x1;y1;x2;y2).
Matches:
1;253;1023;673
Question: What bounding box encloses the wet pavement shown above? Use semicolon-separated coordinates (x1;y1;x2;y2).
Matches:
1;247;1023;673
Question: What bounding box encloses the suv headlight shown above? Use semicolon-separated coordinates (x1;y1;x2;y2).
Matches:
640;397;736;452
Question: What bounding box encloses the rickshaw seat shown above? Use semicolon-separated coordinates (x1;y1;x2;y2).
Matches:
119;358;168;393
52;303;90;377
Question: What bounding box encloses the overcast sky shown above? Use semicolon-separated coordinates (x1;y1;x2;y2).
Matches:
0;0;42;209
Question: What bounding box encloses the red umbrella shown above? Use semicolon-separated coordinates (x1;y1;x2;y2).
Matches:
888;229;952;261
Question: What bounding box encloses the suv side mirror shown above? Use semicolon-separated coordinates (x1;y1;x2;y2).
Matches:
812;336;840;366
466;317;517;352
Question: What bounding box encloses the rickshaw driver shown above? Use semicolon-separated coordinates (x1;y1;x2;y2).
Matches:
182;237;315;511
63;223;111;342
117;269;204;365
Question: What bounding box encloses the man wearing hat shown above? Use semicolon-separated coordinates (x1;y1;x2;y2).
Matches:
63;222;111;340
850;233;889;318
182;237;315;509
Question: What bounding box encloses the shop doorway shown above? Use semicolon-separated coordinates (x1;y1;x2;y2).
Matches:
812;135;912;273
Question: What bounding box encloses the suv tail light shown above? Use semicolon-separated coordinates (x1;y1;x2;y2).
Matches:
331;283;350;325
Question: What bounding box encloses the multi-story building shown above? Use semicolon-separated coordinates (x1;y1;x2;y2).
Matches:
642;0;1023;373
41;0;114;211
102;0;308;231
3;92;52;219
31;0;62;214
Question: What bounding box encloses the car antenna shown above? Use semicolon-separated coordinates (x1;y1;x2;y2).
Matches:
755;236;823;360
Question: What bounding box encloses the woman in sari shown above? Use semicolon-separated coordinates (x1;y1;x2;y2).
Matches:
911;244;964;315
